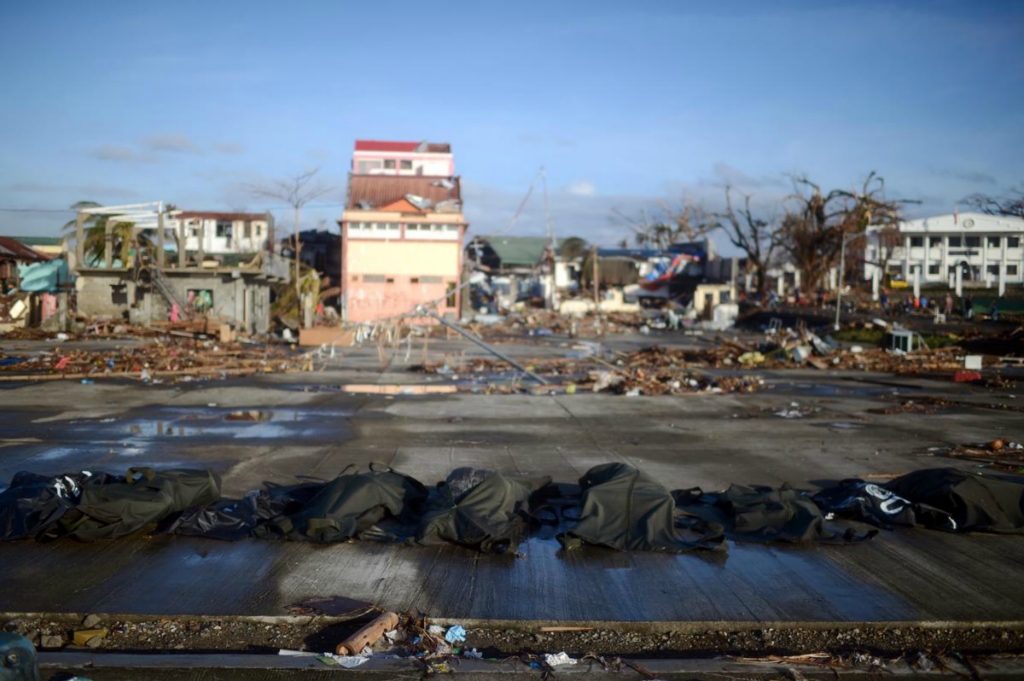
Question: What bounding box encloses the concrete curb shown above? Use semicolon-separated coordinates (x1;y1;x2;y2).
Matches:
35;651;1024;679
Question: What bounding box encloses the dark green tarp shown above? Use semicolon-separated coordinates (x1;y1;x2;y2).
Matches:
558;463;723;552
416;468;551;554
674;483;875;544
258;465;428;542
58;468;221;541
169;482;324;541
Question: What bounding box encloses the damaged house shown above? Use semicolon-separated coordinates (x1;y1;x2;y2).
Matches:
591;240;738;319
0;236;69;330
72;202;289;333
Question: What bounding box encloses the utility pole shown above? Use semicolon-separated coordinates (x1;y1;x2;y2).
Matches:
542;166;555;310
293;205;301;298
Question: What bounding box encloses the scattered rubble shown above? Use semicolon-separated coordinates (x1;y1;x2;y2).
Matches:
8;615;1024;659
0;337;304;382
935;438;1024;473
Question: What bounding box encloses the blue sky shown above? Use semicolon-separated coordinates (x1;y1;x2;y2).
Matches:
1;0;1021;249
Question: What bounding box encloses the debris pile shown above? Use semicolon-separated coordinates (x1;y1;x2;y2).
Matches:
467;310;649;339
937;438;1024;473
0;338;303;382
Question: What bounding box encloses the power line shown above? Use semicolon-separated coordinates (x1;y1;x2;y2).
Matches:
0;201;350;213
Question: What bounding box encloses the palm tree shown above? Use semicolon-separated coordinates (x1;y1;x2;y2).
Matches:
61;200;143;266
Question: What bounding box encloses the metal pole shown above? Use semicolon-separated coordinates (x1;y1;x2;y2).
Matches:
834;237;847;331
418;306;548;385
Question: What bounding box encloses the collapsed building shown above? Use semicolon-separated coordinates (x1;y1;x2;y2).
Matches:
71;202;289;333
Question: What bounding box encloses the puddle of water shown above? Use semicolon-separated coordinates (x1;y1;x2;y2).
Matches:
342;384;458;395
769;382;919;398
225;410;274;423
36;447;77;461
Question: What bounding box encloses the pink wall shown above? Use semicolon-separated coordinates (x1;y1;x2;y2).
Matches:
345;279;458;323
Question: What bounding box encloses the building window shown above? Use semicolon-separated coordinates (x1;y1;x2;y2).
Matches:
1009;237;1021;248
987;264;999;275
215;221;232;238
373;222;400;237
420;275;442;284
929;237;941;248
410;277;419;283
243;222;252;239
928;264;940;275
400;160;412;170
965;236;981;248
1008;265;1019;276
910;236;924;247
383;159;396;170
948;236;962;247
445;282;457;308
254;225;262;238
386;277;394;283
357;160;382;173
987;236;1001;248
363;274;386;283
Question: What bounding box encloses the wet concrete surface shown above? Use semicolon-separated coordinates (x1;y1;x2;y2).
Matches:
1;336;1023;626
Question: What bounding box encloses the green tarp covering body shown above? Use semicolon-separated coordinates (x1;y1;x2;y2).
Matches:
58;468;221;541
259;466;428;542
558;463;723;552
416;468;551;554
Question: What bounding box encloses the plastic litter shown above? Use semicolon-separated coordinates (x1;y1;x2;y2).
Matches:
544;652;577;667
444;624;466;643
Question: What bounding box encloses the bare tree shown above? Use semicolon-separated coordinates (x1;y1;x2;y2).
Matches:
248;169;333;295
962;188;1024;218
712;187;784;296
782;172;913;291
612;201;714;249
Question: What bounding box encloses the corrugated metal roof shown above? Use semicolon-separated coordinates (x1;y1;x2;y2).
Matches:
12;236;63;247
0;236;51;262
346;175;462;211
176;212;266;221
474;236;561;267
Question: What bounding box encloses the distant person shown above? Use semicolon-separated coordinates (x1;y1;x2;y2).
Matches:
965;296;974;320
879;289;889;313
818;288;826;308
944;293;954;316
920;295;929;311
768;290;778;308
990;302;999;321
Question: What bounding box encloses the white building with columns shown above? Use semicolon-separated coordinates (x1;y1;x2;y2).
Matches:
863;212;1024;296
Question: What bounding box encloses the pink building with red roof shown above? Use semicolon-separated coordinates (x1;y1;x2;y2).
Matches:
352;140;454;177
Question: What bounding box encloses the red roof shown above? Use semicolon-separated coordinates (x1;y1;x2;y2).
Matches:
0;237;51;262
354;140;451;153
355;140;419;152
176;211;266;221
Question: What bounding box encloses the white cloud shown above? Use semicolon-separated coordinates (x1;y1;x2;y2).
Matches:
566;180;597;197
